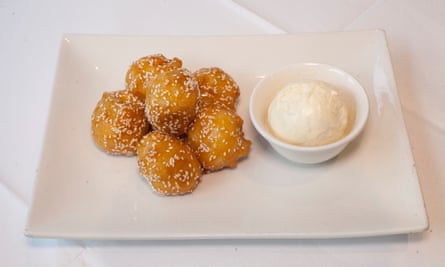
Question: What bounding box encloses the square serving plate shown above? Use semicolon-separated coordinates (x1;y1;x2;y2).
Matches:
26;30;428;239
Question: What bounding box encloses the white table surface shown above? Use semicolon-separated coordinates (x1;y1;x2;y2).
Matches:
1;0;444;266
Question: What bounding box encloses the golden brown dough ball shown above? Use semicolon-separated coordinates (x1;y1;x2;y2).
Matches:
126;54;182;97
137;131;202;196
91;90;150;155
145;68;200;136
193;67;240;110
187;106;251;171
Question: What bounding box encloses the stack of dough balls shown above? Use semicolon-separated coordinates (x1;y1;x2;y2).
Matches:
91;54;251;196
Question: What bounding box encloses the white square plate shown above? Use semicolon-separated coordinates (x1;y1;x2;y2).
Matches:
26;31;428;239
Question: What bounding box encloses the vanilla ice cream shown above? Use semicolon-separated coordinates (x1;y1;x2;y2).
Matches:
267;81;349;146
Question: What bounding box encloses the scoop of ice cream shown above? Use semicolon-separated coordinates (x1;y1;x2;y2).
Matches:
267;81;349;146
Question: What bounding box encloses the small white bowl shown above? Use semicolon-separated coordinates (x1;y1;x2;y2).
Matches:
249;63;369;164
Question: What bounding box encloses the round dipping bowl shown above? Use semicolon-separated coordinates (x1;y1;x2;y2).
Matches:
249;63;369;164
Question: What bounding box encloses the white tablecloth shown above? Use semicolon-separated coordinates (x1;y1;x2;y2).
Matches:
1;0;444;266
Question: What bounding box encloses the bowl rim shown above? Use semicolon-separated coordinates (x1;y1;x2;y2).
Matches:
249;62;369;152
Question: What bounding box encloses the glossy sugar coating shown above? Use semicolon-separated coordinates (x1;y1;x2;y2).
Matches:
91;90;150;155
145;68;200;136
126;54;182;97
193;67;240;111
137;131;202;196
187;106;251;171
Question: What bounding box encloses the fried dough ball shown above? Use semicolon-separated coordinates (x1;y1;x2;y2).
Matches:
145;68;200;136
193;67;240;110
126;54;182;97
187;106;251;171
91;90;150;155
137;131;202;196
